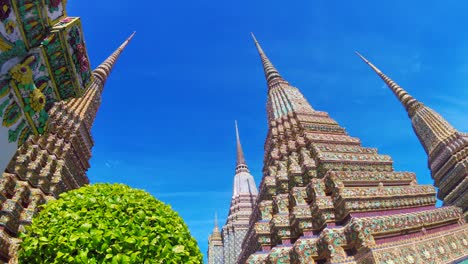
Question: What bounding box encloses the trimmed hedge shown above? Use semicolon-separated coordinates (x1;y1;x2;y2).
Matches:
18;184;202;264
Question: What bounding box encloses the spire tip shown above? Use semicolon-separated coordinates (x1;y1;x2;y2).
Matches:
250;32;258;43
251;33;287;87
355;52;382;74
235;121;248;170
126;31;136;42
93;33;133;83
355;51;371;64
357;52;421;115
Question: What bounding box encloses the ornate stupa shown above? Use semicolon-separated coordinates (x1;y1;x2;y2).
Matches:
208;122;259;264
0;2;96;173
208;213;224;264
357;52;468;220
0;2;134;260
222;122;259;264
236;34;467;264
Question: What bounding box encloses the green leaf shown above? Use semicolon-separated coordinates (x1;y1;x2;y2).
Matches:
125;237;136;244
79;222;92;232
173;245;185;254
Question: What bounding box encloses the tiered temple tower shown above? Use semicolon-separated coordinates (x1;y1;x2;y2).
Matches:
221;122;258;264
0;32;134;262
238;34;467;264
0;2;97;173
208;214;224;264
208;122;259;264
356;53;468;220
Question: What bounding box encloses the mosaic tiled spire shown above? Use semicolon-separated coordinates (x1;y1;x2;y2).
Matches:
356;52;467;219
355;52;423;117
251;33;289;89
94;32;136;85
208;213;224;264
215;213;220;231
220;122;258;264
236;120;248;173
237;35;467;264
251;33;314;124
0;34;134;262
212;213;223;241
64;32;135;130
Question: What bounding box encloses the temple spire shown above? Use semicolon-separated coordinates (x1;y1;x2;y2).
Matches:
214;212;219;232
211;212;222;239
251;33;288;88
64;32;135;126
93;32;136;84
355;52;422;117
356;51;458;156
235;121;249;173
235;120;246;166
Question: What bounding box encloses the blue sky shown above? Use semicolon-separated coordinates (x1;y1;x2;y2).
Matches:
68;0;467;260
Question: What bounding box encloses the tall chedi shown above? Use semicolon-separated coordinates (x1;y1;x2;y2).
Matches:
0;2;98;173
0;26;134;262
208;122;259;264
356;53;468;220
221;122;258;264
208;213;224;264
238;34;467;264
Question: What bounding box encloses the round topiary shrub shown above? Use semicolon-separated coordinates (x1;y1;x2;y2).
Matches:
18;183;202;263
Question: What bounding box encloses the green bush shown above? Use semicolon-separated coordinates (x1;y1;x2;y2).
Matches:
18;183;202;264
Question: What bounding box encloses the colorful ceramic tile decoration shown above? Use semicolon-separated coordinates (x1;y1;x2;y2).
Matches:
0;0;92;174
0;32;134;262
0;1;135;262
207;122;259;264
46;17;93;99
229;34;468;264
356;52;468;223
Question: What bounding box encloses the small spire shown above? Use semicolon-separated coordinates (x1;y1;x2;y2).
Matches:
210;212;222;240
93;32;136;84
356;52;422;117
251;33;288;88
235;120;246;166
214;212;219;230
235;121;249;173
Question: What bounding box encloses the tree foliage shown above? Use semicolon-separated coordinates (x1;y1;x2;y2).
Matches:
18;184;203;264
